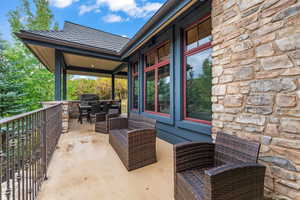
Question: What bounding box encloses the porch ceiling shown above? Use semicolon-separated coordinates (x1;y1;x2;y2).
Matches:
66;69;127;78
27;43;127;77
64;53;122;71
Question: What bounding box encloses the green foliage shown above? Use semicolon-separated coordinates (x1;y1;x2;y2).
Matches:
0;0;128;118
67;77;128;101
0;0;58;117
0;50;26;118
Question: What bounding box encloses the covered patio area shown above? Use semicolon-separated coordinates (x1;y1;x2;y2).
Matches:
16;21;129;101
37;120;173;200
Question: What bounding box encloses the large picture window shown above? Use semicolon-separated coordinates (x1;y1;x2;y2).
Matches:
144;42;170;116
183;16;212;124
132;62;139;110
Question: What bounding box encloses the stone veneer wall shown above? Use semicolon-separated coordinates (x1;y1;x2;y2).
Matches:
211;0;300;199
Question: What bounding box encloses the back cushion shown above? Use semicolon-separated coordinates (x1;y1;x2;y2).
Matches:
128;113;156;129
215;132;260;165
108;109;119;115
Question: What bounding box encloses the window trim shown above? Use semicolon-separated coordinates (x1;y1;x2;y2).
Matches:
144;41;171;117
131;61;139;111
183;14;212;125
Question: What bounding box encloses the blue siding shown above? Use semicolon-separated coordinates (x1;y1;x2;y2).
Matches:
128;1;212;144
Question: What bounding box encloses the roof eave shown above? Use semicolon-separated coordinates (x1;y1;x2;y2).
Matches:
16;31;121;57
120;0;201;58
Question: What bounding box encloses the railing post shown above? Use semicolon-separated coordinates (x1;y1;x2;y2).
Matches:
0;103;63;200
41;110;48;180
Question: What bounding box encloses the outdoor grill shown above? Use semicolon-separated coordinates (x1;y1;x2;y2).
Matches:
79;94;100;105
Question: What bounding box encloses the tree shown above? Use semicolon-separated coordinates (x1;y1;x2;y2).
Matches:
0;45;26;118
186;58;212;120
3;0;58;112
67;77;128;101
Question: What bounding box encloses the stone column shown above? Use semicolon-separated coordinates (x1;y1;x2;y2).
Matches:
42;101;69;133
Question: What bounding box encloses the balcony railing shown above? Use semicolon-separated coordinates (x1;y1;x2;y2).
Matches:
0;103;62;200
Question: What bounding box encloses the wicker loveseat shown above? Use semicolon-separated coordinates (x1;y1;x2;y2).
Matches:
174;132;266;200
109;113;156;171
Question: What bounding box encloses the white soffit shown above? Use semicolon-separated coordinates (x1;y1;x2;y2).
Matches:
63;53;122;71
28;44;55;71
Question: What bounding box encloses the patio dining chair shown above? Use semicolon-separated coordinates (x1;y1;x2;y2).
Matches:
78;104;91;124
89;103;103;123
174;132;266;200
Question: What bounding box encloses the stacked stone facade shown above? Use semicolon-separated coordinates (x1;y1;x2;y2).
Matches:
211;0;300;199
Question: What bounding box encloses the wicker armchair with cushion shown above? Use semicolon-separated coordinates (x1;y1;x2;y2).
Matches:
174;132;266;200
95;108;120;133
108;113;156;171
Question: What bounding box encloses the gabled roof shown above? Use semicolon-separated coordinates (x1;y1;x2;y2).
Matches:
22;21;130;54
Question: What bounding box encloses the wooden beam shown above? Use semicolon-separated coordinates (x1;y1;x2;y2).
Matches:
66;65;127;76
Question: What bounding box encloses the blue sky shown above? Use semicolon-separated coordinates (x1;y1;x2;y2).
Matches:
0;0;166;43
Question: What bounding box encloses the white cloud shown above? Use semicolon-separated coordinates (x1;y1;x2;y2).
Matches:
78;0;163;19
143;2;162;12
49;0;79;8
79;4;99;15
102;14;124;23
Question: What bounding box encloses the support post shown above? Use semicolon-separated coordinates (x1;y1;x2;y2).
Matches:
62;68;67;100
138;53;144;113
55;49;62;101
112;74;115;100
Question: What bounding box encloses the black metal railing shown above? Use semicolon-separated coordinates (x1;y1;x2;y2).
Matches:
0;103;62;200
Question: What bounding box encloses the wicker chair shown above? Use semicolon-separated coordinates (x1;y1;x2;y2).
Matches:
108;113;156;171
95;108;120;133
174;132;266;200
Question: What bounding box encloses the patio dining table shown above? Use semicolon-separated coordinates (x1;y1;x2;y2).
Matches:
78;100;121;124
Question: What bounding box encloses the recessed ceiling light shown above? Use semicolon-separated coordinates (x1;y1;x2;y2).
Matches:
91;64;95;68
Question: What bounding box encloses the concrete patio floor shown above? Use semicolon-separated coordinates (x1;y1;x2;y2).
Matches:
37;120;174;200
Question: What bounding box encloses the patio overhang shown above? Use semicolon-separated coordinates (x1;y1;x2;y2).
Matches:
16;30;129;78
16;22;130;100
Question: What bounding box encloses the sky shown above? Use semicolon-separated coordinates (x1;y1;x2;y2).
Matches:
0;0;166;43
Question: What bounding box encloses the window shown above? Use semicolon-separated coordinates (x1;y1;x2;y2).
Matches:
144;42;170;116
145;70;155;111
145;51;156;67
183;16;212;125
186;16;212;51
158;64;170;114
132;62;139;110
158;43;170;62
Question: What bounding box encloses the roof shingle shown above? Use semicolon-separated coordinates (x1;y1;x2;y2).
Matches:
24;21;130;54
